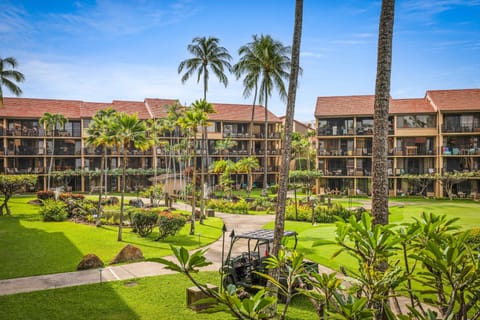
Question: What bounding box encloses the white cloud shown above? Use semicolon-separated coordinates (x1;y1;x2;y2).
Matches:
301;51;325;59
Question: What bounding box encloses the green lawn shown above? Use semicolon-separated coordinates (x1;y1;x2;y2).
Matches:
0;196;223;279
0;272;317;320
266;198;480;271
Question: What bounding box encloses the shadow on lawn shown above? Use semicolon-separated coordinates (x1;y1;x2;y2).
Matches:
0;216;83;279
0;282;141;320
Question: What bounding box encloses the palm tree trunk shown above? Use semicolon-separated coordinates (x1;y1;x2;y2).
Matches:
190;134;197;235
96;147;105;227
272;0;303;258
249;85;258;157
263;93;269;192
200;127;205;224
372;0;395;227
118;147;127;241
47;138;55;190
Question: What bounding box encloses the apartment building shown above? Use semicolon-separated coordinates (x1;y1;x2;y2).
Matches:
1;98;282;192
315;89;480;198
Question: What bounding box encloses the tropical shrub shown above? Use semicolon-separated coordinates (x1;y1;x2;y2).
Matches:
131;210;159;237
207;198;254;214
59;193;85;201
39;199;68;221
157;210;186;240
466;227;480;249
285;203;362;223
36;190;55;200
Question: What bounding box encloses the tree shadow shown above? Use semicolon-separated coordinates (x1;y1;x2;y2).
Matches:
0;216;140;319
0;282;140;319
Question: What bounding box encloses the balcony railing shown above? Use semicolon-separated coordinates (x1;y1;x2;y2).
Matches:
442;124;480;133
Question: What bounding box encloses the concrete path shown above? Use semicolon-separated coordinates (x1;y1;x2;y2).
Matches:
0;210;283;296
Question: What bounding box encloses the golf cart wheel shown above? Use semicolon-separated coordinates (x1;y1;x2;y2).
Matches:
223;275;235;289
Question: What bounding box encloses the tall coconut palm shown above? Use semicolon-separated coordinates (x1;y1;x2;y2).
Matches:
85;108;117;225
372;0;395;226
235;35;291;193
108;113;150;241
167;101;184;192
39;113;68;190
0;57;25;108
178;36;232;100
178;37;230;205
191;100;215;221
177;101;207;235
271;0;304;303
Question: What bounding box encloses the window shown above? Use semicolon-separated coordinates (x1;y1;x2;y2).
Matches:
397;114;435;128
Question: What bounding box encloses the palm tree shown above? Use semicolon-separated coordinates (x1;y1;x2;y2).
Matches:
0;57;25;108
148;118;168;186
211;159;236;198
178;36;230;207
167;101;184;192
235;35;291;193
215;137;237;160
178;36;232;100
271;1;303;308
177;101;207;235
108;113;150;241
85;108;117;225
372;0;395;226
39;113;68;190
236;156;260;196
191;99;215;223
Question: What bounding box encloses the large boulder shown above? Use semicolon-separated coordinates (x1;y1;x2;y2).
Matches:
111;244;144;264
77;253;104;270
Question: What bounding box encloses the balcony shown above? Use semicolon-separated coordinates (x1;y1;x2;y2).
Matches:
442;124;480;133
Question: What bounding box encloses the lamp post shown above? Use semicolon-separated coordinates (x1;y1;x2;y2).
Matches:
220;224;227;291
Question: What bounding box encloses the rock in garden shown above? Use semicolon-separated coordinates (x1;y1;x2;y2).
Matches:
111;244;144;264
77;253;104;270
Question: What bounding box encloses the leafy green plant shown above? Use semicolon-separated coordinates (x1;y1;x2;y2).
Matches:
158;246;277;320
157;210;186;240
132;210;159;237
39;199;68;222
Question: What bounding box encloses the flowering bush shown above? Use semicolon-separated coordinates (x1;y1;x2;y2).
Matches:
131;210;159;237
59;193;85;201
157;210;186;240
37;190;55;200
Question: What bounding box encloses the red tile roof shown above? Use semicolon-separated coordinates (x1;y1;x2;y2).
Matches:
110;100;151;119
144;98;181;119
316;95;440;117
315;95;376;117
1;97;83;118
426;89;480;111
390;98;435;114
209;103;282;122
81;101;113;118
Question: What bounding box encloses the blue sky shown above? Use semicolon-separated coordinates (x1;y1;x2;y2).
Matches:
1;0;479;121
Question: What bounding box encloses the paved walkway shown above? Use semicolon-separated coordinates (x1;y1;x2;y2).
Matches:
0;208;293;296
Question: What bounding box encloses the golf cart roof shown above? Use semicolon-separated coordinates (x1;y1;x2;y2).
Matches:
234;229;297;242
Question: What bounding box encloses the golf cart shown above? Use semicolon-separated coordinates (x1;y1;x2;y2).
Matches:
221;229;302;289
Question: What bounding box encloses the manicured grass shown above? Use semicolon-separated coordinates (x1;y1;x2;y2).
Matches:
0;272;318;320
266;198;480;271
0;196;223;279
